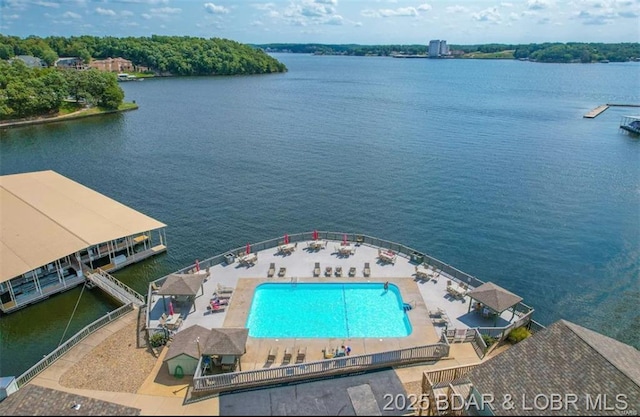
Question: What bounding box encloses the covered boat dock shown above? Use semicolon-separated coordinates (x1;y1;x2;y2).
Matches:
0;170;167;313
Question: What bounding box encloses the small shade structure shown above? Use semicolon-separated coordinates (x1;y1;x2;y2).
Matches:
466;281;523;326
163;325;210;376
201;327;249;372
157;272;207;314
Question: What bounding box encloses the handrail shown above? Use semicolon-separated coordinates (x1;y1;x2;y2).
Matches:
193;343;449;393
92;268;145;305
14;303;134;388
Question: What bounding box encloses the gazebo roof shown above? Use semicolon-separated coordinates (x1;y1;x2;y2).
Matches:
466;281;523;313
201;328;249;356
157;273;206;296
163;324;210;361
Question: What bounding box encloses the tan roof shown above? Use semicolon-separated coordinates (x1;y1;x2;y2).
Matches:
157;273;207;296
466;281;523;312
0;170;166;283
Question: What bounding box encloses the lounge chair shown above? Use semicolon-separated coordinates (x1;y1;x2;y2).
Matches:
268;262;276;278
313;262;321;277
266;347;278;366
278;267;286;277
348;267;356;277
296;347;307;364
325;266;332;277
323;346;334;359
150;282;160;294
335;266;342;277
363;262;371;277
217;283;234;294
283;347;293;365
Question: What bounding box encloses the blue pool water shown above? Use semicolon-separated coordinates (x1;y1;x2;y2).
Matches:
245;283;413;338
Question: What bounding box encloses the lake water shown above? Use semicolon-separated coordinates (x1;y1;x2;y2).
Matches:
1;54;638;377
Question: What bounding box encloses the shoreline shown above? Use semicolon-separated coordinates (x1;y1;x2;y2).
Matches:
0;103;138;129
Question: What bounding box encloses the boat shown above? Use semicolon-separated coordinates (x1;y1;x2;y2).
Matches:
117;73;142;82
619;115;640;135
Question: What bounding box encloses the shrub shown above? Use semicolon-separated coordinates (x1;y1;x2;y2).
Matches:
482;334;497;348
149;331;168;348
507;327;531;344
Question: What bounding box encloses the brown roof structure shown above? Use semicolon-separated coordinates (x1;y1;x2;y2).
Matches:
0;170;166;283
466;281;523;312
201;328;249;356
164;325;210;361
164;326;249;361
156;273;207;296
464;320;640;415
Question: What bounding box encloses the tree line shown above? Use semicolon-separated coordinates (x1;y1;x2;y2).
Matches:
0;60;124;120
0;34;288;76
255;42;640;62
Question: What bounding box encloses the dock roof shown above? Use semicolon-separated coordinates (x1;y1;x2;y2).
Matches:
0;170;166;283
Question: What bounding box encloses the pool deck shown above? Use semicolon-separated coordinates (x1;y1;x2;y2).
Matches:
148;240;519;369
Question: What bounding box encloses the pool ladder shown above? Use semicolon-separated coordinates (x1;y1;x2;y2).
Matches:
403;300;416;311
291;276;298;286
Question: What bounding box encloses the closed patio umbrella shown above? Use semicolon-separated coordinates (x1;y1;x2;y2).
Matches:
246;243;251;254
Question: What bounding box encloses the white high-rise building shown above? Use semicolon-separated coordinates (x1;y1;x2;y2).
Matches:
428;39;450;58
428;40;441;57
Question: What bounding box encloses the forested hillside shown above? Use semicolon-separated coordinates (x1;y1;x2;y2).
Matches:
0;35;288;75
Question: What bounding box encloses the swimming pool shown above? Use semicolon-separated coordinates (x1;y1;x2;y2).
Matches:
245;282;412;338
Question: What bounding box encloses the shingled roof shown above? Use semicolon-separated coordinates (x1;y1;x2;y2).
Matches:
0;385;140;415
466;281;523;312
465;320;640;416
156;273;206;296
202;328;249;356
164;324;210;361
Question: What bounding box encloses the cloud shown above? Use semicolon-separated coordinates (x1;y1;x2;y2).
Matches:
250;20;263;26
252;2;275;10
109;0;168;4
445;5;469;13
379;7;419;17
501;2;514;6
141;13;151;19
150;7;181;14
361;4;434;18
325;15;343;25
120;10;134;17
204;3;229;14
527;0;551;10
34;1;60;7
62;11;82;18
315;0;337;4
472;7;501;22
96;7;116;16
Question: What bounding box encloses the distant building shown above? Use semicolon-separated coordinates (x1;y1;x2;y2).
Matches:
54;57;84;70
428;40;450;58
11;55;47;68
89;57;134;73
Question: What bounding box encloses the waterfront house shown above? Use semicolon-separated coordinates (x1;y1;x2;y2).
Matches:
11;55;47;68
0;170;168;314
419;319;640;415
54;57;84;70
89;57;133;73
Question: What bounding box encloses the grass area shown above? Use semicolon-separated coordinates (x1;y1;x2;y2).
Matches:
58;101;83;115
462;50;515;59
117;102;139;111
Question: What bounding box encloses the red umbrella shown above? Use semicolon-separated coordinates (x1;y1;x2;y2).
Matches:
313;230;318;240
343;234;347;245
246;243;251;254
169;300;175;316
284;234;289;244
195;259;200;271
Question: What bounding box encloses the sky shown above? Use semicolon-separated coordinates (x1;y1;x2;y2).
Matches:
1;0;639;45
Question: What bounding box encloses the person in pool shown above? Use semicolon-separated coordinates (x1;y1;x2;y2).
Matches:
384;281;389;291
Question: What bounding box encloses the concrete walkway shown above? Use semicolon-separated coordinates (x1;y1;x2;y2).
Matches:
25;310;492;416
29;311;218;416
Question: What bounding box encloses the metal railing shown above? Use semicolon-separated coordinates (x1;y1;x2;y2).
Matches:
193;343;449;393
14;303;134;388
90;268;145;305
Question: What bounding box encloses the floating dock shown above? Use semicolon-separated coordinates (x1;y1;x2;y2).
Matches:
584;103;640;119
584;105;609;118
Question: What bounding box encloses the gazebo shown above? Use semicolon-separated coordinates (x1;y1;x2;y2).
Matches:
466;281;523;326
202;328;249;372
157;272;207;314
